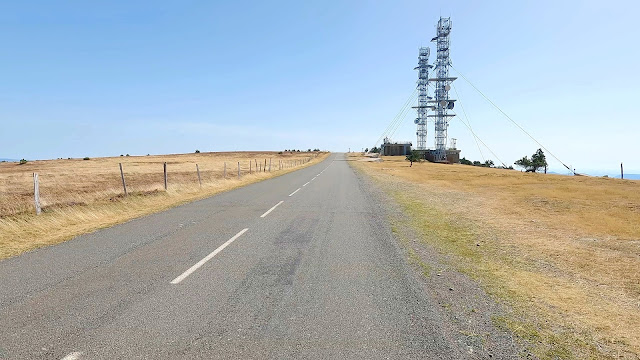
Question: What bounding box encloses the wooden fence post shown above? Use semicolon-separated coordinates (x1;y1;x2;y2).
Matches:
163;162;168;190
196;164;202;188
33;173;41;215
224;162;226;179
119;163;128;196
264;159;267;172
255;159;258;170
237;162;240;178
621;162;624;179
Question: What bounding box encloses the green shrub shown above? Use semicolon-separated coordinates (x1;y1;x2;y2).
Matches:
195;150;200;153
83;157;90;160
19;159;27;165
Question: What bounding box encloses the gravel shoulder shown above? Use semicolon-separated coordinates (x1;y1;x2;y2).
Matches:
350;159;528;359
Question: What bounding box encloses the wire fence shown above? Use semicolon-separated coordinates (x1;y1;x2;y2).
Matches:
0;152;321;216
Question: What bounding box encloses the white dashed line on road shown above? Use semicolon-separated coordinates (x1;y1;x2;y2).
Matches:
303;182;310;187
170;228;249;284
261;201;284;218
289;188;301;197
61;352;82;360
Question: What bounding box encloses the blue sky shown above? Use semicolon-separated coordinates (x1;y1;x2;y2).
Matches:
1;1;638;174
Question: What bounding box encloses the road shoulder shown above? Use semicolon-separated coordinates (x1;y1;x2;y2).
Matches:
349;158;527;359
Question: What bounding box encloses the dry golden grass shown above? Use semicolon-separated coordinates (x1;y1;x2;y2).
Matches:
351;154;640;359
0;151;328;259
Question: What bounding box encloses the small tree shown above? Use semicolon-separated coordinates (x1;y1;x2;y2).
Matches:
515;149;548;172
364;148;369;153
370;146;380;153
483;160;494;167
531;148;548;173
195;149;200;153
459;157;472;165
405;152;421;167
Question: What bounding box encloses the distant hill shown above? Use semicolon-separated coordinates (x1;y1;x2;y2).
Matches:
0;158;17;162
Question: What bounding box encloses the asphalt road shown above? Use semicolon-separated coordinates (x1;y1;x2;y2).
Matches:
0;153;467;359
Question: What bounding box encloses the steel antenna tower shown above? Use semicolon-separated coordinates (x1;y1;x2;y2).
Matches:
413;47;431;150
429;17;456;162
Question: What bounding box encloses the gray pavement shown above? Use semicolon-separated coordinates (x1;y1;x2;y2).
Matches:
0;153;466;359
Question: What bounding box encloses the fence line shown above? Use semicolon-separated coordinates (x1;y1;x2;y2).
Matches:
18;154;321;215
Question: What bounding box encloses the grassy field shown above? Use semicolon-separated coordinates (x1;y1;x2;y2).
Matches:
350;154;640;359
0;151;327;260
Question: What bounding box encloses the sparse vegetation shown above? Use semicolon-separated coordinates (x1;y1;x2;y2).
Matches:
195;150;200;153
83;157;90;160
351;154;640;358
19;159;27;165
460;157;494;168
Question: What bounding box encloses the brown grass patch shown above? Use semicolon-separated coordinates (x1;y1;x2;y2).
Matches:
350;154;640;359
0;151;328;259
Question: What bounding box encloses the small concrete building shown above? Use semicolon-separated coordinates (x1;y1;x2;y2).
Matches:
381;138;412;156
414;149;461;163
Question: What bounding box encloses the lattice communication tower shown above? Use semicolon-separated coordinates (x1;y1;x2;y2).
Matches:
429;17;456;162
413;47;431;150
